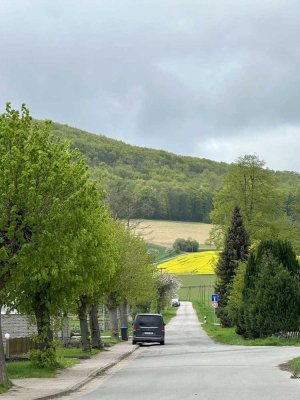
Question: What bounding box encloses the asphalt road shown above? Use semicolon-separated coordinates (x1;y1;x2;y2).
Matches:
65;301;300;400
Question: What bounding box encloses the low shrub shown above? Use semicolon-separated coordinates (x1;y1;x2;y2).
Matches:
173;238;199;252
30;346;58;369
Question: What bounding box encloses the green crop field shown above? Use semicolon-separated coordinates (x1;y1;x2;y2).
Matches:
147;243;179;263
177;274;216;303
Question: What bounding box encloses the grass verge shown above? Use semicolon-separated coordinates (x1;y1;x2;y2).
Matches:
7;357;79;379
288;357;300;378
162;306;178;325
0;384;7;394
193;300;300;346
6;339;117;381
56;347;100;358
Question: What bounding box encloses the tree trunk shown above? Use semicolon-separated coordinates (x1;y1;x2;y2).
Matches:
89;304;104;349
33;294;53;351
119;301;128;327
0;305;11;388
157;295;163;314
108;307;119;339
107;293;119;339
78;296;91;352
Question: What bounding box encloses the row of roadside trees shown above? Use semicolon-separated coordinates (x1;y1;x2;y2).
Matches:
212;156;300;338
0;104;179;389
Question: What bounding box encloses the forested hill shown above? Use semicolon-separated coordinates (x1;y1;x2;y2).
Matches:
50;121;300;223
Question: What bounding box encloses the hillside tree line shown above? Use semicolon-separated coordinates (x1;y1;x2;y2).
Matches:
50;123;300;225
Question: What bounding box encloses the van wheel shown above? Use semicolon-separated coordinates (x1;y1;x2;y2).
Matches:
160;340;165;345
132;340;137;345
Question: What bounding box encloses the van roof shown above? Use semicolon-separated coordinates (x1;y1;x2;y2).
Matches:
135;313;163;317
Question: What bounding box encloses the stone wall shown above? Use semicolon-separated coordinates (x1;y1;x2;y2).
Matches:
1;314;37;340
1;314;71;342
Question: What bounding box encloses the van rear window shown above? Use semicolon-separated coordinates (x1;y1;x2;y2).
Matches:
136;316;162;327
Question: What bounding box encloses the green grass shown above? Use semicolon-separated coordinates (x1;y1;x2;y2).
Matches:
162;307;178;324
56;347;100;358
0;384;8;394
6;357;79;379
147;243;180;263
5;325;135;381
104;337;122;345
288;357;300;378
178;274;215;302
193;300;300;346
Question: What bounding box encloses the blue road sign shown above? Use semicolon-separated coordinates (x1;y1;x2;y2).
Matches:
211;294;219;302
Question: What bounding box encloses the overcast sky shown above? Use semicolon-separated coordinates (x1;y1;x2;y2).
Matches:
1;0;300;172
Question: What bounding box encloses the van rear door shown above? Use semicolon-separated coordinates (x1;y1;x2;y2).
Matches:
135;315;164;338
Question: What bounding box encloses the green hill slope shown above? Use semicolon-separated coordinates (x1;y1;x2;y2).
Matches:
49;121;300;223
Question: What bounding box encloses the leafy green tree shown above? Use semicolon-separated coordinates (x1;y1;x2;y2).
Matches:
0;104;114;371
105;221;156;338
155;272;180;313
215;206;249;327
73;209;117;351
107;180;138;227
210;154;289;247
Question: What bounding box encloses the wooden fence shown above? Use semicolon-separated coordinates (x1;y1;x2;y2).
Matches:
6;337;36;356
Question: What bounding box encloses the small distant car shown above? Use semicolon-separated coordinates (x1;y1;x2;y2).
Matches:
132;313;165;345
171;298;180;307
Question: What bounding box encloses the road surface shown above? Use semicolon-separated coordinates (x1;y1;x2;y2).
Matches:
63;301;300;400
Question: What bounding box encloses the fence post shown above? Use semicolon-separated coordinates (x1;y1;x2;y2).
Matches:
4;333;10;359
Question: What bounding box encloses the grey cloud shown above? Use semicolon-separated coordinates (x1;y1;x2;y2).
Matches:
1;0;300;170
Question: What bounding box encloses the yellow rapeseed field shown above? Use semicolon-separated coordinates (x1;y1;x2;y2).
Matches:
158;251;219;274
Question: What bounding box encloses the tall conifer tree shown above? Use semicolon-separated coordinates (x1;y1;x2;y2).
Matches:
215;206;249;326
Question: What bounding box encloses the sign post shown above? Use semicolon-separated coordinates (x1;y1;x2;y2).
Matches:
211;294;219;325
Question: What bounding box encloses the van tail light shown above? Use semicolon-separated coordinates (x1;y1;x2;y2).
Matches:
161;325;165;332
133;324;136;332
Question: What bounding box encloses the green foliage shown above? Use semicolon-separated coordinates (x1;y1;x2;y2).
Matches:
56;347;100;358
255;239;299;274
193;300;300;346
0;384;7;394
238;240;300;338
0;104;116;368
173;238;199;252
106;220;156;309
215;206;249;327
146;243;178;263
30;346;58;369
48;123;300;233
49;121;229;223
225;262;246;325
7;358;78;379
288;357;300;378
211;154;296;247
161;307;178;325
155;272;180;312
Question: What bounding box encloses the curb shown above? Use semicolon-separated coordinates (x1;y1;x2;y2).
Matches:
32;344;139;400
